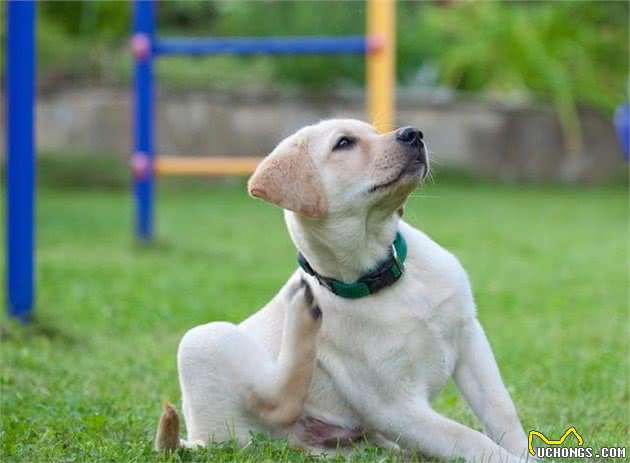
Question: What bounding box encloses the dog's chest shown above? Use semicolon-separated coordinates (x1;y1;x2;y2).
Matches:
328;302;455;393
304;284;460;424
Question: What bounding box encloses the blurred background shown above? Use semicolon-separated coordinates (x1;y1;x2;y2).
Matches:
1;2;628;462
0;0;628;182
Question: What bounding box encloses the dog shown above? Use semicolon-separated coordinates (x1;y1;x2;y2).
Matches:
155;119;531;462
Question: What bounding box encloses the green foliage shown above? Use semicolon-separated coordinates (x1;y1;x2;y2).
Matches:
209;1;366;89
1;173;628;462
37;17;101;85
40;1;130;42
26;1;630;132
411;1;629;154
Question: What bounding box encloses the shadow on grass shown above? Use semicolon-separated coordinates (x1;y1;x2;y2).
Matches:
131;237;241;262
160;432;443;463
0;317;78;345
132;238;175;254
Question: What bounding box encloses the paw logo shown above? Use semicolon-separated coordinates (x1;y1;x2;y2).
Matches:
528;426;584;456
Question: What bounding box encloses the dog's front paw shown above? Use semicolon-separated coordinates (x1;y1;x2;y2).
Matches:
299;277;322;321
288;277;322;328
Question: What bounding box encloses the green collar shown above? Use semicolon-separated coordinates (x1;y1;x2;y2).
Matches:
297;232;407;299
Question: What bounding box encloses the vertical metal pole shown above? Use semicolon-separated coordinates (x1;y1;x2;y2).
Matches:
132;0;155;241
6;0;36;322
367;0;396;133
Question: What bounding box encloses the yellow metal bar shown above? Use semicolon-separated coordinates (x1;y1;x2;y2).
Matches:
367;0;396;133
155;156;262;176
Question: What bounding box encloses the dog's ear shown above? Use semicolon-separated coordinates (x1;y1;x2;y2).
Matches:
248;143;327;218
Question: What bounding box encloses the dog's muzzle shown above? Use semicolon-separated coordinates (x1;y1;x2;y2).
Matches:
396;126;428;177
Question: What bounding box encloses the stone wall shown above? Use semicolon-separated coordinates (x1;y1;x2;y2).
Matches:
1;87;624;183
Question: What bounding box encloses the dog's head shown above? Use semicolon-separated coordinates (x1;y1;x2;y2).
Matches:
248;119;428;218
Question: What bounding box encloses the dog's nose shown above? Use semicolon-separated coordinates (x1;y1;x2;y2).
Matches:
396;126;423;146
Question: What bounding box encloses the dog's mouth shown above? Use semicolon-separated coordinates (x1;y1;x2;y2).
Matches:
368;149;428;193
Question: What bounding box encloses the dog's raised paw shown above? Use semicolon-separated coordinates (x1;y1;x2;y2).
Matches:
288;277;322;322
299;277;322;321
309;303;322;320
300;277;314;305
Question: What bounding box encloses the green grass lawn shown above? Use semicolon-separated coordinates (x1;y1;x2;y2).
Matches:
1;178;628;462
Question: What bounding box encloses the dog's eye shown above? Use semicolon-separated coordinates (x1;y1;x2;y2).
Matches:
332;136;355;151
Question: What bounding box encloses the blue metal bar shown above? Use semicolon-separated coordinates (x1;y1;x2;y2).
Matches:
6;0;36;322
153;36;368;56
614;104;629;160
132;0;155;241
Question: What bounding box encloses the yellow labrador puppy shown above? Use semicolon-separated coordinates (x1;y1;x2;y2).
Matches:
155;119;530;463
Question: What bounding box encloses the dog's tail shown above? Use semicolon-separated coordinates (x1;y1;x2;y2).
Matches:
154;402;180;451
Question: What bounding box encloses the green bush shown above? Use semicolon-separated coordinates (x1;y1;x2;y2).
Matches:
411;1;628;154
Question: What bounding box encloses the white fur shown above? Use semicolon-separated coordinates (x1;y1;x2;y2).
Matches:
175;120;531;462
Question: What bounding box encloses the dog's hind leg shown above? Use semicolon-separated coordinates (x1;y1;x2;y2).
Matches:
173;278;321;447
